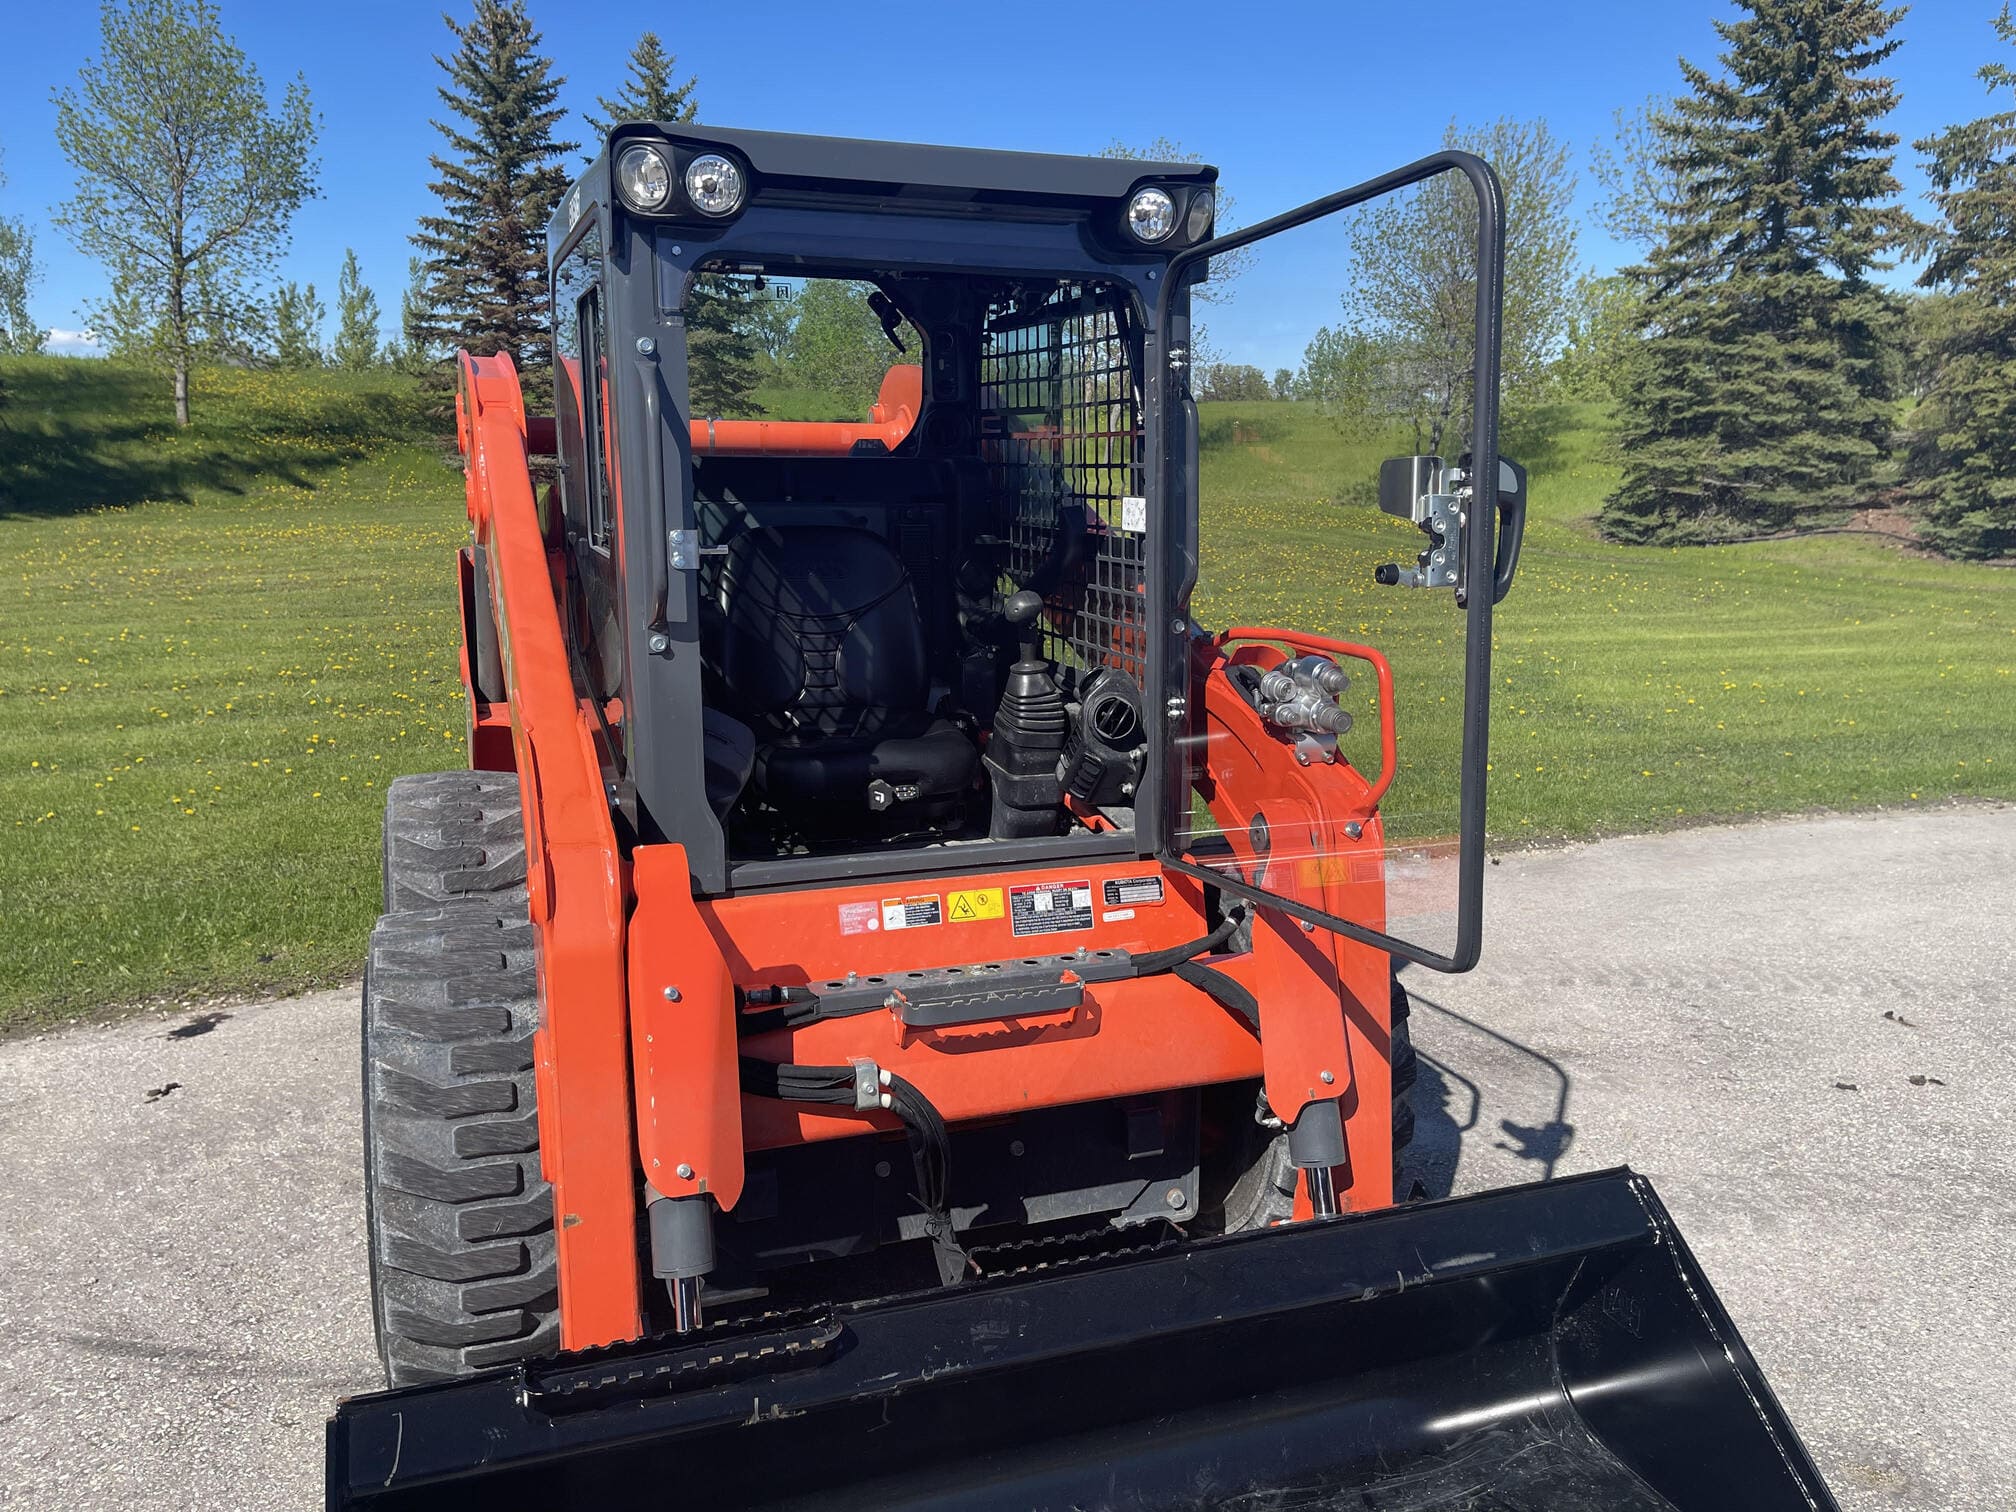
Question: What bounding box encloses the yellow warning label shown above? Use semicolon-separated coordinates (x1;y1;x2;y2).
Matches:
947;888;1005;923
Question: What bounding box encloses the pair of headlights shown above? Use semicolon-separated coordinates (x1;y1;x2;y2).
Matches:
615;141;1212;246
1127;185;1213;245
615;144;743;218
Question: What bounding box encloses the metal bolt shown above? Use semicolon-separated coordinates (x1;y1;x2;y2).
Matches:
1320;1069;1336;1085
874;1160;892;1178
662;985;681;1002
1164;1187;1187;1210
1170;617;1187;635
1009;1140;1025;1158
1299;918;1315;933
675;1162;694;1180
647;632;671;653
635;336;657;356
669;244;683;256
844;970;859;986
1345;821;1364;840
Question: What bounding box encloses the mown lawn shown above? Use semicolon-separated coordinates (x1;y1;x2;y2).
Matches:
1;359;469;1029
1193;400;2015;843
1;364;2009;1028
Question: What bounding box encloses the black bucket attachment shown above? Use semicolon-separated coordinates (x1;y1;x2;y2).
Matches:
327;1168;1836;1511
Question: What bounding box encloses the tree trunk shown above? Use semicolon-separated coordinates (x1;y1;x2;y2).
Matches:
170;268;191;428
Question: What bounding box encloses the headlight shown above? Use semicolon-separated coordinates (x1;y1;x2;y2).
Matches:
615;145;673;212
1185;188;1215;241
1126;187;1177;243
684;153;745;217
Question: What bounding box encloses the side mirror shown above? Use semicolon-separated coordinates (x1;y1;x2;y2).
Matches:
1373;454;1527;606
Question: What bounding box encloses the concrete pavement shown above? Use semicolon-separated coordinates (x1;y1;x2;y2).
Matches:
1;805;2010;1509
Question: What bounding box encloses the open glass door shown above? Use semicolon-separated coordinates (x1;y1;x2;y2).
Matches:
1156;152;1519;972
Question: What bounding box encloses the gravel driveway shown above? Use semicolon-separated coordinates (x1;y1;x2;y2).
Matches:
2;805;2009;1510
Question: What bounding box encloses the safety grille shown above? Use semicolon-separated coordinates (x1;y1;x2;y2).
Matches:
980;284;1148;684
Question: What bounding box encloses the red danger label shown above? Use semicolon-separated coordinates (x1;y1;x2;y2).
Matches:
1009;880;1094;936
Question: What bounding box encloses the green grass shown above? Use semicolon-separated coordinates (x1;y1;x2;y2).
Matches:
1193;399;2016;844
1;358;469;1029
1;364;2009;1028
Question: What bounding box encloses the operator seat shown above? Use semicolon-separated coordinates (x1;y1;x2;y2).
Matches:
715;524;976;814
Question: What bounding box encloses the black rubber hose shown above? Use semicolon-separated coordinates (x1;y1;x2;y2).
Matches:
1173;959;1261;1033
1129;908;1243;978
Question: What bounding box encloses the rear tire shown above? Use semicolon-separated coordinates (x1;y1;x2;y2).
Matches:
362;904;558;1385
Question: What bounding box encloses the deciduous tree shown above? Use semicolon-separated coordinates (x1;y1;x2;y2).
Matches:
52;0;317;424
0;148;43;357
1305;117;1578;454
780;281;911;413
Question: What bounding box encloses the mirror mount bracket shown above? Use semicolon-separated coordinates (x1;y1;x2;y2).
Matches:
1375;454;1467;593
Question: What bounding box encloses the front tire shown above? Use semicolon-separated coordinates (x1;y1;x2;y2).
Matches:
1200;967;1418;1231
362;904;558;1385
381;770;528;913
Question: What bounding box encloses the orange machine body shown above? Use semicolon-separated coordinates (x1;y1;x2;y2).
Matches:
457;351;1403;1350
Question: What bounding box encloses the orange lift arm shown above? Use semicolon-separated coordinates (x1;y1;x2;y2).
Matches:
690;365;921;457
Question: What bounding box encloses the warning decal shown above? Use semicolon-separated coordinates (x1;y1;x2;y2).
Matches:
947;888;1004;923
881;894;943;931
837;900;880;935
1010;880;1095;937
1102;876;1166;908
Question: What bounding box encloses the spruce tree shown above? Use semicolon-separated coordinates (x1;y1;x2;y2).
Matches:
392;257;438;374
1602;0;1914;543
272;281;325;368
414;0;575;394
332;249;382;369
586;31;762;415
586;31;697;139
1908;6;2016;559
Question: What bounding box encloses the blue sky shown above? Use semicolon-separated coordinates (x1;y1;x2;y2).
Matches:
2;0;2008;370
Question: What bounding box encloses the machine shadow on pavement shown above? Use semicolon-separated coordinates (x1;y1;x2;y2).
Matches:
1401;983;1575;1199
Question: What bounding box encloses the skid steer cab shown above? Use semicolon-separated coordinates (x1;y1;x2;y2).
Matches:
330;128;1839;1510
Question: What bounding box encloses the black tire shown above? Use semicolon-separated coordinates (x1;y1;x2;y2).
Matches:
1391;971;1417;1181
1204;965;1418;1231
381;770;528;913
361;904;558;1385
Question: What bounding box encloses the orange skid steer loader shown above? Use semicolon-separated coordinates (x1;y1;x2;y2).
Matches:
327;128;1838;1509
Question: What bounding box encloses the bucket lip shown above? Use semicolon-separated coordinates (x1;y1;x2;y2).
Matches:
330;1170;1677;1485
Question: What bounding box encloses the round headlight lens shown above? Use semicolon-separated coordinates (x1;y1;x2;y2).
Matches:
684;153;745;217
1185;188;1215;241
1126;187;1177;243
615;145;673;212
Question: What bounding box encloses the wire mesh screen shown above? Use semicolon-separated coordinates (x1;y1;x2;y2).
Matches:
980;284;1148;682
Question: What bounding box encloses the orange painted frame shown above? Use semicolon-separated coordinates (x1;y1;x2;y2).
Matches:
457;352;643;1349
1187;632;1403;1206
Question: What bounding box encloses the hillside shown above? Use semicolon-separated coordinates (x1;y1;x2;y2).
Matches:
1;361;2010;1025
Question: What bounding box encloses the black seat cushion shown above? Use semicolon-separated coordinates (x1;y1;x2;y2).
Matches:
756;715;976;808
716;525;975;807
